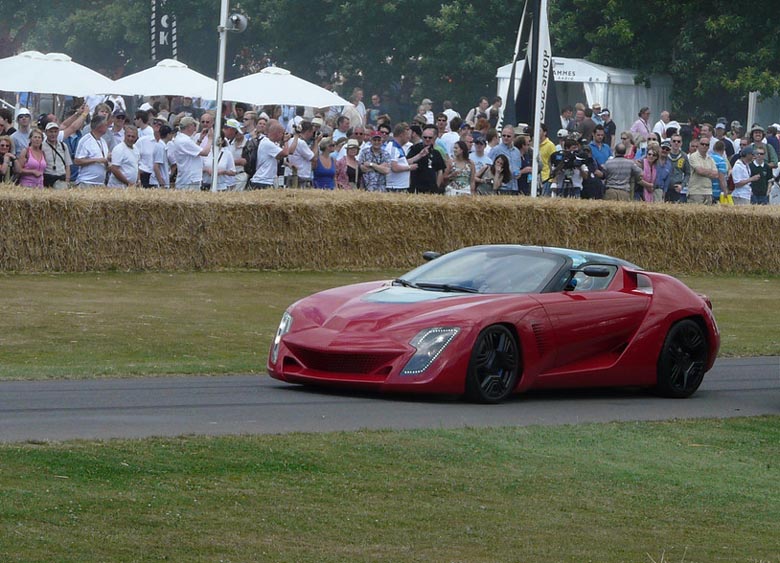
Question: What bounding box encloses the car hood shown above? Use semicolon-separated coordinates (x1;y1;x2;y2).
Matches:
289;281;536;338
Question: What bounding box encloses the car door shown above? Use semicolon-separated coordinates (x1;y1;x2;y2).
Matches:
532;266;651;373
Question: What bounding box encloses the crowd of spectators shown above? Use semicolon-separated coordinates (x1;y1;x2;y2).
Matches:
0;89;778;205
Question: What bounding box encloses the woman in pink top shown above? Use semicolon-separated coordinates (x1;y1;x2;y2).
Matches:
17;129;47;188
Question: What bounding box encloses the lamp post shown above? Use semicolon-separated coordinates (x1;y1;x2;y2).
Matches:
211;0;247;191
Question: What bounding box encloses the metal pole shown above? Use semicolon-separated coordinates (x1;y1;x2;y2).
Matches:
211;0;229;192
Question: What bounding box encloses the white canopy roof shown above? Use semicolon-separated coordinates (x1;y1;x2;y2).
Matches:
0;51;116;96
223;66;349;108
497;57;673;133
112;59;218;99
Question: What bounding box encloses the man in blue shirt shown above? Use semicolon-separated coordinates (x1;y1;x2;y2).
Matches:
489;125;522;192
588;125;612;167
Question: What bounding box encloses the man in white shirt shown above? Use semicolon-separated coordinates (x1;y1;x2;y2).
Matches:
108;125;140;188
285;121;315;187
249;120;296;189
170;116;210;190
385;122;419;193
74;115;111;187
150;124;174;188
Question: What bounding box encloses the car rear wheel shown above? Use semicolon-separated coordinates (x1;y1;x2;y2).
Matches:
464;325;519;403
656;319;708;398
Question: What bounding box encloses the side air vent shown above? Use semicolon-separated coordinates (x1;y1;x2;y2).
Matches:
531;323;548;355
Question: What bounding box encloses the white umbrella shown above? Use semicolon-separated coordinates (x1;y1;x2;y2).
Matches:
0;51;115;96
223;66;349;108
112;58;218;99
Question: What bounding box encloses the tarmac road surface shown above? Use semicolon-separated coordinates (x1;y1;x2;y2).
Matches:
0;357;777;442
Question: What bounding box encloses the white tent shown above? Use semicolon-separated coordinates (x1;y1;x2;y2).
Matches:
223;66;349;108
496;57;673;134
112;59;217;99
0;51;115;97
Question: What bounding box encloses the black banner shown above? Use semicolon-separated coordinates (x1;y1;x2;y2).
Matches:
151;0;178;61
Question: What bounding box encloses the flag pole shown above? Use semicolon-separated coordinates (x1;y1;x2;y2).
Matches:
500;0;528;129
530;0;550;198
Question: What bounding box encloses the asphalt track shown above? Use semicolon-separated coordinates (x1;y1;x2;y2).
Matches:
0;357;777;442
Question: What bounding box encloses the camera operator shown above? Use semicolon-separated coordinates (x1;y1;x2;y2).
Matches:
549;137;588;198
578;144;606;199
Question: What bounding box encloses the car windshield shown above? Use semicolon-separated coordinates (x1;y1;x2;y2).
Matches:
398;246;567;294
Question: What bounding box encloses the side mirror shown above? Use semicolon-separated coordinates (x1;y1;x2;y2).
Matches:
580;266;611;277
422;251;441;262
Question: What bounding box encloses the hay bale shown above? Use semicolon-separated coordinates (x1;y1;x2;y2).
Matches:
0;184;778;274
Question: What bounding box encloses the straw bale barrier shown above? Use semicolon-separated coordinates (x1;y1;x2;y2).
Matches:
1;184;778;274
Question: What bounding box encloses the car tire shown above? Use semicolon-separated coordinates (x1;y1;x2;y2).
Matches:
656;319;708;398
464;325;519;404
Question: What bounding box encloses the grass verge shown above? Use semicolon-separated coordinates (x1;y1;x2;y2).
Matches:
1;417;778;562
0;271;777;380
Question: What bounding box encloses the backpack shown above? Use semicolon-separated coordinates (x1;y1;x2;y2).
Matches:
241;135;263;176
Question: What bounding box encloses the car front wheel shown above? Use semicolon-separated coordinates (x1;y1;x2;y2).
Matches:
464;325;519;403
656;319;708;398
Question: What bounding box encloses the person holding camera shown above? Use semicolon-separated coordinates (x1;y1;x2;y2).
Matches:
549;137;588;198
42;122;72;189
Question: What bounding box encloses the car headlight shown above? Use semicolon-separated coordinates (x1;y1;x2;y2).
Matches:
401;327;460;376
270;311;293;364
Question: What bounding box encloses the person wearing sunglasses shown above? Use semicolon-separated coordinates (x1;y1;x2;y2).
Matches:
664;135;690;203
408;125;446;194
488;125;522;193
748;146;772;205
687;136;719;205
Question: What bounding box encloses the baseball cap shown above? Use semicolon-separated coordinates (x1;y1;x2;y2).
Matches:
421;98;433;105
370;130;383;138
223;118;242;130
45;122;60;131
715;122;726;130
557;128;569;138
740;147;756;158
139;102;153;112
600;108;610;116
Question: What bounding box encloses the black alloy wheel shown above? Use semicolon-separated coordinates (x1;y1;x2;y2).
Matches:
656;319;708;398
464;325;519;403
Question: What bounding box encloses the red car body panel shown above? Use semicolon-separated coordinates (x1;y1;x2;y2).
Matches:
267;257;720;397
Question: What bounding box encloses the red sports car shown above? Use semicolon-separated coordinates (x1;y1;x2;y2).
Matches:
267;245;719;403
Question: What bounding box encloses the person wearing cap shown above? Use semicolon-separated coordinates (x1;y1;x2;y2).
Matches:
597;108;616;149
471;136;493;194
749;125;778;170
686;135;719;205
11;108;33;157
169;116;211;190
107;110;127;150
358;131;391;192
284;121;316;188
555;128;569;151
218;118;247;190
336;138;361;189
41;122;72;189
107;125;140;188
731;147;760;205
712;123;734;159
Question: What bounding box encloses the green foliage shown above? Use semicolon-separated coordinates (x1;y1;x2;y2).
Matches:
5;1;780;119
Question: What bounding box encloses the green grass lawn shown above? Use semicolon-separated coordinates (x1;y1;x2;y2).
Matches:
0;271;777;380
1;417;778;562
